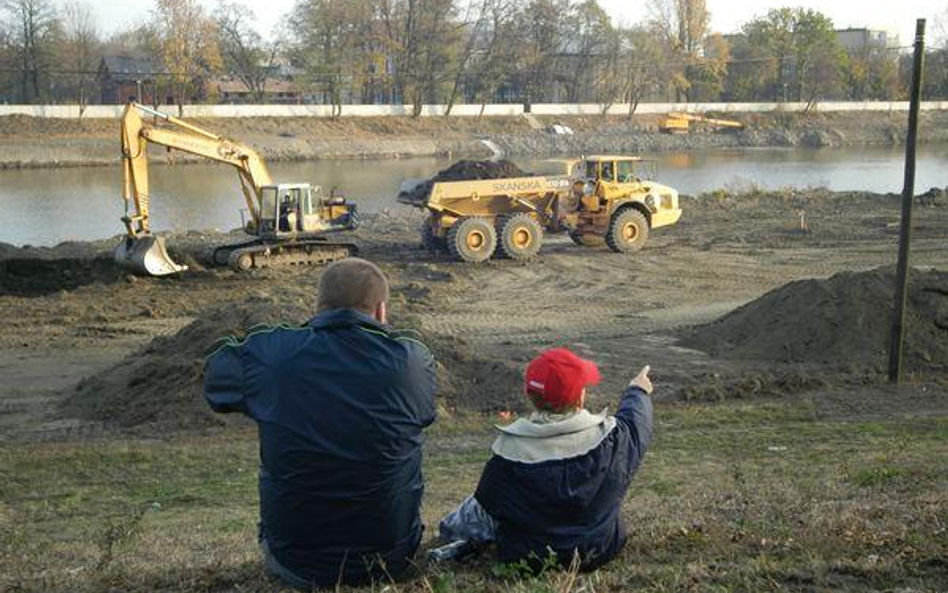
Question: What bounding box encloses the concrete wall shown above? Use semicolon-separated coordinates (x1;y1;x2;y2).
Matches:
1;101;947;119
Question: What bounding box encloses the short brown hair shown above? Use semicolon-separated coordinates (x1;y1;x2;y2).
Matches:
317;258;390;314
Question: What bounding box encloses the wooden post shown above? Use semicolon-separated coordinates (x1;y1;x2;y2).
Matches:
888;19;926;384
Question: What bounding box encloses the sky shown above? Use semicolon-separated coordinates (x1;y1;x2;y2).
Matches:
83;0;946;49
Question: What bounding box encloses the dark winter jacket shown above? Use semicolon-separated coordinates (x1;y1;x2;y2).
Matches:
474;386;653;571
203;309;437;587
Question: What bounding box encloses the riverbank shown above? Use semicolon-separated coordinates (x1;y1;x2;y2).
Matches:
3;110;948;169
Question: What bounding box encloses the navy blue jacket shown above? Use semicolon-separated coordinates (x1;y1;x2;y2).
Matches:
474;387;653;571
203;309;437;586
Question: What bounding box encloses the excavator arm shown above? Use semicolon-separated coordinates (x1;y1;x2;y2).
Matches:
660;112;744;133
117;103;274;275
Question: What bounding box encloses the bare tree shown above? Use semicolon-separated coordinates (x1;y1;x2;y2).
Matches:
686;32;728;101
566;0;612;104
620;25;667;115
934;6;948;50
647;0;708;54
289;0;372;116
515;0;570;107
153;0;222;107
60;1;98;116
647;0;710;100
466;0;519;114
444;0;492;115
215;0;276;103
0;23;12;102
1;0;57;103
401;0;458;115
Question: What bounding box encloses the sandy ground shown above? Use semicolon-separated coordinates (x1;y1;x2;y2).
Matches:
0;186;946;443
2;110;948;168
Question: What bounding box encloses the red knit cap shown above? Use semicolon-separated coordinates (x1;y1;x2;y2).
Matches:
524;348;601;411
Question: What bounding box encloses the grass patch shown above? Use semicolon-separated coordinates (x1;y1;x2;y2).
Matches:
1;399;946;592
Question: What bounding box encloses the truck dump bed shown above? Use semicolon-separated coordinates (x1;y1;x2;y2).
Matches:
399;175;572;216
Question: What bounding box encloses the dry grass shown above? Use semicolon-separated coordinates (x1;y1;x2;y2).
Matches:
1;399;946;593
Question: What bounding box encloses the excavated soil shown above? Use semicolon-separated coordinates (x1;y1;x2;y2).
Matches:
430;159;527;181
679;268;948;375
60;294;309;431
60;290;523;433
0;257;126;296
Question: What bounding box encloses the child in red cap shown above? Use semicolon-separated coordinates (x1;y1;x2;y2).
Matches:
436;348;653;571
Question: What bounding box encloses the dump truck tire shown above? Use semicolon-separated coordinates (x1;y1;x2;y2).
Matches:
447;217;497;263
497;214;542;260
606;208;649;253
420;220;446;252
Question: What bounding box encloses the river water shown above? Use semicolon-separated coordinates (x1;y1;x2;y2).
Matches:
2;145;947;246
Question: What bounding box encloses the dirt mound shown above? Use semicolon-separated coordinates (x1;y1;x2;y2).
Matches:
679;268;948;374
0;257;126;296
62;294;523;432
61;294;312;431
427;334;523;413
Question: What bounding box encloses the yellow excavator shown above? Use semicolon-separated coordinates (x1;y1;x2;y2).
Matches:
659;112;744;134
115;102;358;276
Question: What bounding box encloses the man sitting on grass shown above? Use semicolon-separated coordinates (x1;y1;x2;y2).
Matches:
438;348;653;571
203;258;436;588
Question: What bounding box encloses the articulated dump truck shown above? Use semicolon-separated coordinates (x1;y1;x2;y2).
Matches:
397;155;682;262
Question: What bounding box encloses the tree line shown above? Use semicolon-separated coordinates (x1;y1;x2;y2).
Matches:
1;0;947;110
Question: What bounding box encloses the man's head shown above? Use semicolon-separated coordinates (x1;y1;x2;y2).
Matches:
524;348;601;413
317;257;390;323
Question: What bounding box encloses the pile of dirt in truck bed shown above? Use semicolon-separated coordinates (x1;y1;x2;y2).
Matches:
431;159;527;182
61;294;522;432
399;159;528;205
679;267;948;374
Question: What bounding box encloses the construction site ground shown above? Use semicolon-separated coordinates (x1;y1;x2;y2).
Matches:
1;187;946;592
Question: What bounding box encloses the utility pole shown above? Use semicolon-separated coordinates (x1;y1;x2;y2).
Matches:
887;19;926;384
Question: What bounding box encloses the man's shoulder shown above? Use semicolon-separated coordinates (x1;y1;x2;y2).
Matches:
205;322;311;360
355;325;432;358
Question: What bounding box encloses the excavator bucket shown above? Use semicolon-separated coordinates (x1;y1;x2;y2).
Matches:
114;235;188;276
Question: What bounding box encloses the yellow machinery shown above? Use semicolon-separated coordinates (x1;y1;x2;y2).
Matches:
397;156;681;262
660;112;744;134
116;103;358;275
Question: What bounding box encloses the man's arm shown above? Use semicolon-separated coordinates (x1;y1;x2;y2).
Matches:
398;337;437;427
202;338;248;415
614;366;654;472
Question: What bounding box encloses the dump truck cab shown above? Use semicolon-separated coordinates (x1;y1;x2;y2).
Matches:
562;155;682;252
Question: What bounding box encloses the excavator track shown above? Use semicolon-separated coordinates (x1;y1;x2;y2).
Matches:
225;239;358;272
210;239;262;267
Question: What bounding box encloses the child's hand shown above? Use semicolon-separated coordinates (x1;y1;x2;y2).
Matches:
629;365;653;395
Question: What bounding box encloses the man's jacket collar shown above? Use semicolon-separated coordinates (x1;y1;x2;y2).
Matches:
308;309;388;333
491;408;617;463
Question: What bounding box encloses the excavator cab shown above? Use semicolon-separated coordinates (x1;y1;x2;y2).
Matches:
257;184;358;239
258;185;305;235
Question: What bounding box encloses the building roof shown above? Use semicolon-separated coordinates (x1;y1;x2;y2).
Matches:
211;77;299;94
99;56;159;81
